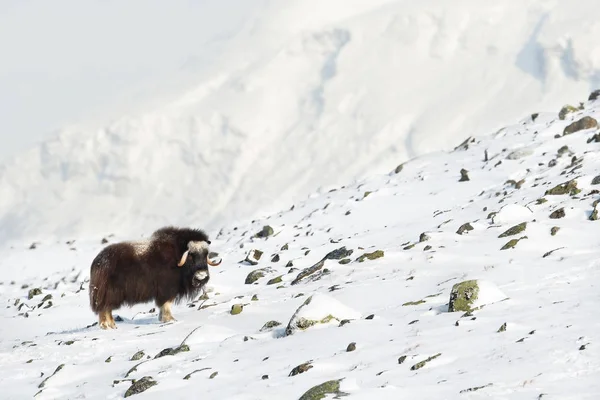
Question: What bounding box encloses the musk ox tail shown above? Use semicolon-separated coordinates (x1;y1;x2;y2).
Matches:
89;259;110;314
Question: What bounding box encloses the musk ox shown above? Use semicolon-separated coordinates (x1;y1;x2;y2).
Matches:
88;226;221;329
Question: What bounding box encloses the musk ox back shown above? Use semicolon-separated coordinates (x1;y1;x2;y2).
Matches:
89;226;221;329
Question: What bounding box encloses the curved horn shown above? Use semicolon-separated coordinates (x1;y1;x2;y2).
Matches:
207;255;222;266
178;250;190;267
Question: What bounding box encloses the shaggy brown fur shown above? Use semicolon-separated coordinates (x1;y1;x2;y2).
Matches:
89;226;214;329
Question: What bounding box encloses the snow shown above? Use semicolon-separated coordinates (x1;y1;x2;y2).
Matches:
1;94;600;398
3;1;600;245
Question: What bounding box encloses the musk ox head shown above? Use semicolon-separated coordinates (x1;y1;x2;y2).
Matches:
178;240;222;289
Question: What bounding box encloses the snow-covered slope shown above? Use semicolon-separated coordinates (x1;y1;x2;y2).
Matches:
1;92;600;399
3;1;600;245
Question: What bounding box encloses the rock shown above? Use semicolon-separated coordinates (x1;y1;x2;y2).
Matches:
130;351;145;361
346;342;356;352
393;163;404;174
559;105;578;120
589;90;600;101
230;304;243;315
291;247;354;285
563;116;598;135
244;249;264;265
500;236;527;250
355;250;384;262
498;222;527;238
411;353;442;370
255;226;274;238
459;168;470;182
456;223;474;235
498;323;507;332
398;355;407;364
29;242;38;250
551;226;560;236
41;294;53;302
101;237;109;244
285;294;360;336
245;268;272;284
260;321;282;331
531;113;539;121
423;245;432;251
285;261;294;268
251;295;259;301
419;232;430;242
267;276;283;285
105;356;112;363
299;379;345;400
545;180;580;196
28;288;42;300
289;361;313;376
402;300;426;306
338;258;351;265
281;244;289;251
209;372;218;379
592;176;600;185
549;208;566;219
125;376;157;397
448;280;507;312
363;191;372;199
154;344;190;359
590;205;599;221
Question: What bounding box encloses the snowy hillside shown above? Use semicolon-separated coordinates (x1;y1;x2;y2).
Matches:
3;0;600;245
1;91;600;399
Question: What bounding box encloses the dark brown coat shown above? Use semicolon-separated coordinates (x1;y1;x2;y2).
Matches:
89;226;218;328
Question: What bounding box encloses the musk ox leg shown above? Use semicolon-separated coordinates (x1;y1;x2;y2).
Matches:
99;310;117;329
158;300;176;323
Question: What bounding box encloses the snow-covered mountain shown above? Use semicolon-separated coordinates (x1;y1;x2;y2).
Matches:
1;91;599;399
3;1;600;245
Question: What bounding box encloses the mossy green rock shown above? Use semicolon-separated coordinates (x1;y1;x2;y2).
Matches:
545;180;579;196
267;276;283;285
559;104;578;120
448;280;479;312
130;351;145;361
338;258;351;265
125;376;157;397
551;226;560;236
231;304;243;315
299;379;345;400
402;300;426;306
563;116;598;135
410;353;442;371
498;222;527;238
289;362;313;376
356;250;384;262
245;268;272;284
500;236;527;250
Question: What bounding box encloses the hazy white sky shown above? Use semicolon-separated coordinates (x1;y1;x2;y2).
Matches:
0;0;262;161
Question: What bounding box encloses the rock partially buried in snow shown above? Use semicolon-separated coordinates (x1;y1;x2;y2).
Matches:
299;379;345;400
244;249;263;265
245;268;273;284
448;280;507;313
124;376;157;398
563;116;598;135
285;294;361;336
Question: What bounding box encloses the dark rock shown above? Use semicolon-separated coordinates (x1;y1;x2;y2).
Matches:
365;314;375;320
563;116;598;135
398;355;407;364
419;232;430;242
267;276;283;285
271;254;280;263
549;208;566;219
260;321;282;331
245;268;272;284
588;89;600;101
255;226;274;238
125;376;157;397
28;288;42;300
209;372;218;379
551;226;560;236
154;344;190;359
498;323;507;332
459;168;470;182
338;258;351;265
393;163;403;174
262;375;269;380
456;223;474;235
289;361;313;376
411;353;442;370
346;342;356;352
101;238;109;244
